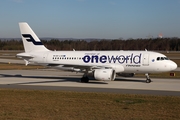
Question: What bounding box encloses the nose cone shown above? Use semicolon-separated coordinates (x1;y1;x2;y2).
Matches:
170;61;177;71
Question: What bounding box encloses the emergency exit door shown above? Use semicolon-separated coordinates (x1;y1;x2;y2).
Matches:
143;54;149;66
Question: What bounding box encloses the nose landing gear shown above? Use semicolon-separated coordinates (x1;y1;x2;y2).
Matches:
145;73;152;83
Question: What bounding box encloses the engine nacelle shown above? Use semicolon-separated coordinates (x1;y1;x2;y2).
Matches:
94;69;116;81
117;73;135;77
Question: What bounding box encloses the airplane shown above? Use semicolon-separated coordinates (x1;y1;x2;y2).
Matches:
17;22;177;83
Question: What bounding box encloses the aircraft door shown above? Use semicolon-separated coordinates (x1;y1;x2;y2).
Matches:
43;53;48;63
143;54;149;66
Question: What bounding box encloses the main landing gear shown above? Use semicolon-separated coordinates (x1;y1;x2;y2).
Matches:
80;69;90;83
145;73;152;83
81;75;89;83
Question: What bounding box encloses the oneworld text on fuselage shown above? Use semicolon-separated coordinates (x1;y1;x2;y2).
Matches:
82;53;142;64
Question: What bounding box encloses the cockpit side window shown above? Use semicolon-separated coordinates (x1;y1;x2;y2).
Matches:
161;57;164;60
164;57;169;60
157;57;169;61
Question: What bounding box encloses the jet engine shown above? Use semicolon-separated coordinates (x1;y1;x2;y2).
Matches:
94;69;116;81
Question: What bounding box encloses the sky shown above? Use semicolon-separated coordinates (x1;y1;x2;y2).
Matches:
0;0;180;39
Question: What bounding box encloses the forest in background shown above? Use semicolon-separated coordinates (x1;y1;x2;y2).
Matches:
0;37;180;51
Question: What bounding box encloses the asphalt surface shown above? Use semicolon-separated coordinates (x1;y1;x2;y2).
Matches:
0;70;180;96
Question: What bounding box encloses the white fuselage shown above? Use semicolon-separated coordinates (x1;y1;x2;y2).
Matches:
26;50;177;74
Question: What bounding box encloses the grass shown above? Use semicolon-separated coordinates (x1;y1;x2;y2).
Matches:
0;50;22;58
0;89;180;120
0;63;44;70
163;52;180;57
135;72;180;78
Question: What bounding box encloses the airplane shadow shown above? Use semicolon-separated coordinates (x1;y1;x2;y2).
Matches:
115;77;147;83
0;74;108;85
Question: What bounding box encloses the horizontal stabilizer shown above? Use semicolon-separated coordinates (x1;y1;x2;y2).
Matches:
16;53;33;59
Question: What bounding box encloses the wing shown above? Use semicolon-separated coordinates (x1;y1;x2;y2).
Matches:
47;63;124;73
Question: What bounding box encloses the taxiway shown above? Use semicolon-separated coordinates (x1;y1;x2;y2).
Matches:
0;70;180;96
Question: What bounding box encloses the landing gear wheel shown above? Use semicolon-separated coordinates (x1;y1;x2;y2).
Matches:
146;79;151;83
80;76;89;83
145;73;152;83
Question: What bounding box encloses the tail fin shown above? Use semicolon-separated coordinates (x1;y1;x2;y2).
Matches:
19;22;49;52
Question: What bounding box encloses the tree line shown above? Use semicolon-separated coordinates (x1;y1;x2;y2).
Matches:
0;37;180;51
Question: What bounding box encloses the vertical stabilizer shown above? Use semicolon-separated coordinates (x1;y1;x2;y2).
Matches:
19;22;49;52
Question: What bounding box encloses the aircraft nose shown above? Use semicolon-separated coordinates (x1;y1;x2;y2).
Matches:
170;61;177;71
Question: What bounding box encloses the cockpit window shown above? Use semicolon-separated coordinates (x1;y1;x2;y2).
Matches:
156;57;169;61
164;57;169;60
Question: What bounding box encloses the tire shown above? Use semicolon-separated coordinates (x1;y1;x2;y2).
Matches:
146;79;151;83
81;77;89;83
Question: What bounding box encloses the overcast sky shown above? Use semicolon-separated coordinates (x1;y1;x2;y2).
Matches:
0;0;180;39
